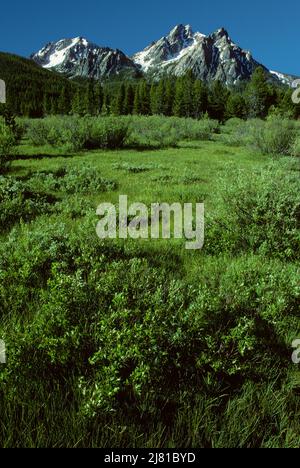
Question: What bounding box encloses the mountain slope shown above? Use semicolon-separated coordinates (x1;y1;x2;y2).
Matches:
132;24;296;86
31;26;298;86
31;37;141;80
0;52;78;116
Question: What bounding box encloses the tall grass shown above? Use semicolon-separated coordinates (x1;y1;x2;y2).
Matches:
0;115;299;448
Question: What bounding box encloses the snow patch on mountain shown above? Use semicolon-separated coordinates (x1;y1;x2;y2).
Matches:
42;38;81;68
31;26;298;86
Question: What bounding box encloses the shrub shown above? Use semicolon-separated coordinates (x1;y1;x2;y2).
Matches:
26;119;51;146
62;166;118;194
248;116;297;155
291;136;300;157
205;161;300;260
0;176;56;232
0;118;16;172
128;116;182;148
26;116;130;152
85;117;129;150
28;165;118;194
127;116;219;148
220;119;250;146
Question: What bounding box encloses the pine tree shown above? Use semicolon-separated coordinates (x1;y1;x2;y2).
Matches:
94;83;104;115
164;78;175;116
57;86;70;115
151;80;165;115
123;83;135;115
83;80;95;115
193;80;208;118
245;67;271;118
133;83;142;115
139;80;150;115
112;83;125;115
173;77;185;117
226;93;247;119
71;88;84;115
279;89;300;118
43;93;52;116
181;71;195;117
208;80;229;121
101;91;110;115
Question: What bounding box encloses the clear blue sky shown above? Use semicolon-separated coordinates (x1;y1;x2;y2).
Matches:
1;0;299;75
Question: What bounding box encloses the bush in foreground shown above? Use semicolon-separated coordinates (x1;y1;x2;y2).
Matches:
0;118;16;172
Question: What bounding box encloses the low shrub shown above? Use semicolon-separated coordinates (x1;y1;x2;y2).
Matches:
248;116;297;155
28;165;118;194
205;161;300;260
26;116;130;152
0;118;17;172
0;176;56;232
291;136;300;157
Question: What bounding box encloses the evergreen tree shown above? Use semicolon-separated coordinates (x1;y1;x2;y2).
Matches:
208;80;229;121
133;83;142;115
123;83;135;115
112;83;126;115
83;80;95;115
173;77;185;117
71;88;84;115
245;67;271;118
57;86;70;115
279;88;300;119
151;80;165;115
139;80;150;115
164;78;175;116
94;83;104;115
226;93;247;119
181;71;195;117
101;91;110;115
193;80;208;118
43;93;52;116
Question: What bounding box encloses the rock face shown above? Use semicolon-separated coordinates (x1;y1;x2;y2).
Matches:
31;37;140;79
133;24;295;86
32;27;297;85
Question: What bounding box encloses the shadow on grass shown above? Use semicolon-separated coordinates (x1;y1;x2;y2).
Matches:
15;153;76;161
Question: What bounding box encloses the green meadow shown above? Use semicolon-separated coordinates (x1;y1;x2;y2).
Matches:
0;115;299;448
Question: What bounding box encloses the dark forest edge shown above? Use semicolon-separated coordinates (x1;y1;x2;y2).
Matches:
1;51;300;121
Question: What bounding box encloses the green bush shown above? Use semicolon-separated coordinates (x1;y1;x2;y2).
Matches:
291;136;300;157
248;116;297;155
0;219;297;418
127;115;219;148
26;116;130;151
220;119;250;146
205;161;300;260
27;165;118;194
0;118;16;172
0;176;56;232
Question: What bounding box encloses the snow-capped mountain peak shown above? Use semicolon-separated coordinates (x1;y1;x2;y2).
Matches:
32;37;140;79
132;24;204;73
132;24;296;86
31;25;298;85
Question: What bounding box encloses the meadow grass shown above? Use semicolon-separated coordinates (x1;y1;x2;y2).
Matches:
0;117;299;448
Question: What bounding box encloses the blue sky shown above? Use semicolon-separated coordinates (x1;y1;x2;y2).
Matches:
1;0;299;75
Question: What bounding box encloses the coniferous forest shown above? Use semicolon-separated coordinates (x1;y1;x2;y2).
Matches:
1;51;299;121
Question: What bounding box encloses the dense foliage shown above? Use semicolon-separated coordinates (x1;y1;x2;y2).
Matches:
1;58;300;121
0;113;299;448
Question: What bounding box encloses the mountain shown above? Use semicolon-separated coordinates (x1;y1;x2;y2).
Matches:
31;27;297;86
31;37;141;80
132;24;296;86
0;51;78;116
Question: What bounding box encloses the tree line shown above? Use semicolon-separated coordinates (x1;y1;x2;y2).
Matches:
1;54;299;121
35;68;300;121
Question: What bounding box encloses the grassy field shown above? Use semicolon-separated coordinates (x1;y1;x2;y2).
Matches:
0;116;299;448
